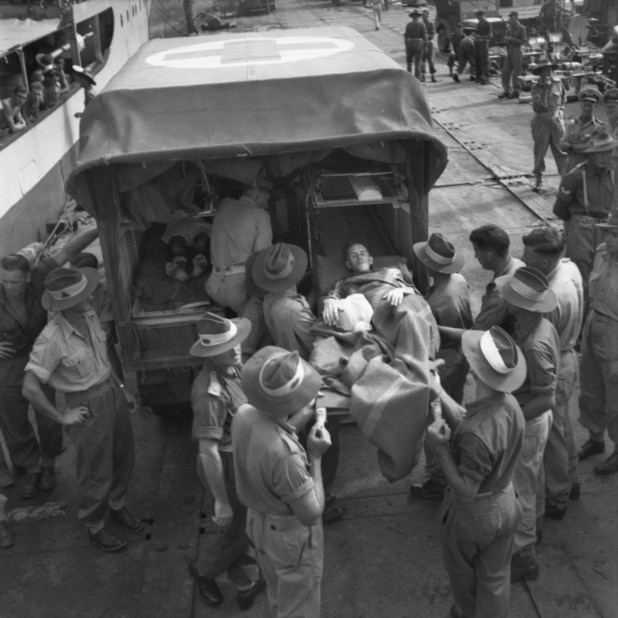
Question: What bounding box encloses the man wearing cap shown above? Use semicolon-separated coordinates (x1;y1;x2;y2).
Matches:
427;326;525;618
578;211;618;475
474;10;492;85
421;9;437;83
22;267;143;553
496;267;560;582
404;10;427;79
232;347;331;617
498;12;527;100
0;226;98;499
206;186;272;353
560;86;604;174
553;129;618;297
186;313;264;610
522;227;584;516
530;59;567;192
410;233;472;501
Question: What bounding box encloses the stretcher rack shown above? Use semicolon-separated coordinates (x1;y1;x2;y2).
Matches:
306;167;408;209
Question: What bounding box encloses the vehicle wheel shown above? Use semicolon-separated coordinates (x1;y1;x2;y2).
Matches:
438;29;450;53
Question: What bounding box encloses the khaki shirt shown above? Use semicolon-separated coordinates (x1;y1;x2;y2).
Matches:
232;404;315;517
546;259;584;353
589;244;618;322
25;308;110;393
512;317;560;410
210;196;272;270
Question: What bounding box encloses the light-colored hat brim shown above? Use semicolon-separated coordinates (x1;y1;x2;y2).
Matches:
41;267;100;311
252;245;308;293
241;346;322;417
462;330;526;392
72;65;97;86
35;52;54;72
189;317;251;357
495;275;558;313
413;241;465;274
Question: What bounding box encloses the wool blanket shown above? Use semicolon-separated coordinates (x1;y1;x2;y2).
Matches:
311;283;439;482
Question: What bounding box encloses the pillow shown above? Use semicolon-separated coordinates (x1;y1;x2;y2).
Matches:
315;254;406;296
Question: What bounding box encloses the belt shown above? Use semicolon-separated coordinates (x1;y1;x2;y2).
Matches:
248;508;304;531
212;264;246;276
407;38;423;42
65;376;114;407
535;111;561;117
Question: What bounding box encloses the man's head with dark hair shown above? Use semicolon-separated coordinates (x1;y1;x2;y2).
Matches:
69;252;99;270
521;226;564;275
469;225;510;256
1;254;31;299
343;240;373;273
1;254;30;273
469;225;511;271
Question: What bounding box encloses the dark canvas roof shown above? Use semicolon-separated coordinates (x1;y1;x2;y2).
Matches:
68;27;447;198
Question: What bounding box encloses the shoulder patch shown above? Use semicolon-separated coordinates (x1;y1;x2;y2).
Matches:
207;371;222;397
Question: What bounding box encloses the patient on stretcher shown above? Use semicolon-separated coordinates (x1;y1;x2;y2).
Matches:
321;241;439;354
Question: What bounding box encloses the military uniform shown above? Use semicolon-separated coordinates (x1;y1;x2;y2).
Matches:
501;20;527;96
511;317;560;555
579;244;618;454
474;17;492;83
25;309;135;531
404;18;426;79
531;76;566;184
561;116;604;174
233;403;323;618
0;255;63;476
473;257;525;331
544;259;584;510
191;362;256;587
553;162;615;294
440;392;524;618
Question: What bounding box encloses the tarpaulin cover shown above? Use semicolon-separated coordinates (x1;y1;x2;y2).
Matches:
0;18;61;58
67;27;448;214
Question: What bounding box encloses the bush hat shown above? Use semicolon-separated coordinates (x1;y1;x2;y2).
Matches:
580;129;618;153
462;326;526;392
578;86;602;103
413;232;464;274
409;10;422;18
35;53;55;73
42;267;99;311
596;210;618;230
72;64;97;86
252;243;308;293
495;266;557;313
241;346;322;417
189;313;251;357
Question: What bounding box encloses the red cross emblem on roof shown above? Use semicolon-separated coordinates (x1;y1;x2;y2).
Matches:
145;35;355;69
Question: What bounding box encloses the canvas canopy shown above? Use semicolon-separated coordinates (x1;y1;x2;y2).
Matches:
68;26;448;215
